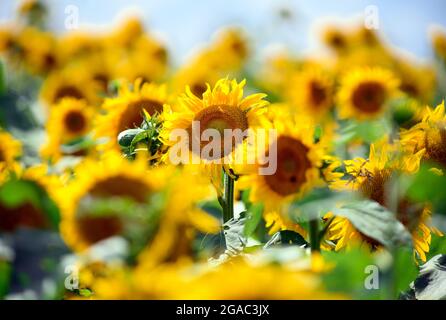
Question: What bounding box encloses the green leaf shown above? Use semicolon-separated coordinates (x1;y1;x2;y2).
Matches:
394;248;418;295
290;188;353;221
264;230;309;248
0;61;6;95
406;163;446;214
332;200;413;249
0;179;60;230
0;261;11;299
244;203;263;237
117;128;145;148
322;248;379;299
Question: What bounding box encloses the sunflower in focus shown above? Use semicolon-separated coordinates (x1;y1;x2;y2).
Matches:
40;67;102;106
287;66;334;120
328;141;440;261
237;110;326;234
337;67;399;120
58;152;167;252
400;102;446;173
96;78;169;152
161;78;268;190
41;98;95;161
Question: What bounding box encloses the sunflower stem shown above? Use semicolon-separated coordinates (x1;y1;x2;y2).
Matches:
309;219;320;253
222;170;235;224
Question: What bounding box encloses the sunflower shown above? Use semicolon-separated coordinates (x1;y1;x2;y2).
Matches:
321;25;350;53
237;110;325;235
400;102;446;172
58;31;103;64
41;98;95;161
58;152;167;252
206;28;249;71
161;78;268;189
40;67;102;107
15;27;59;75
336;67;399;120
395;61;436;104
432;28;446;61
328;141;440;261
105;16;144;49
95;78;169;152
91;256;343;300
115;36;168;84
136;166;220;268
172;61;221;98
0;165;61;232
287;66;334;120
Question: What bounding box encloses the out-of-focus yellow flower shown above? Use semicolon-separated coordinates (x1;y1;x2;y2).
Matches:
58;151;168;252
287;65;334;120
337;66;399;120
0;165;61;232
91;257;343;300
328;141;439;261
41;98;96;162
96;78;169;152
321;25;350;53
395;60;436;104
40;67;102;106
432;28;446;61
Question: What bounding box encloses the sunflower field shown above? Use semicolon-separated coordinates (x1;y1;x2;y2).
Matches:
1;0;446;301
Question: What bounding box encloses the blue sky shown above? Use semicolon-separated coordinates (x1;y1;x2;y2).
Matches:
1;0;445;64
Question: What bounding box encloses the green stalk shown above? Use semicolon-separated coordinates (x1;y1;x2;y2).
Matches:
222;170;235;223
309;219;320;253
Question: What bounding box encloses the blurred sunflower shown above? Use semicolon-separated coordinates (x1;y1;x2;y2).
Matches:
136;167;220;268
40;67;101;106
161;78;268;190
41;98;95;161
337;67;399;120
105;16;145;49
58;31;103;63
58;152;167;252
400;101;446;173
395;61;436;104
96;78;169;152
287;66;334;120
207;28;249;71
177;258;342;300
321;25;350;53
328;141;440;261
91;257;343;300
0;165;60;232
172;61;221;98
432;28;446;61
237;110;325;234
